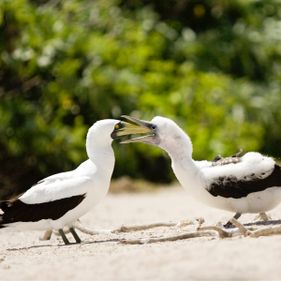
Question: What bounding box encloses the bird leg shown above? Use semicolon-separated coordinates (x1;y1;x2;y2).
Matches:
69;227;82;243
224;213;241;228
40;229;53;241
59;229;70;245
233;212;242;220
255;212;272;222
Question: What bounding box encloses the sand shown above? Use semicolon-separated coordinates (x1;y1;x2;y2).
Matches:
1;186;281;281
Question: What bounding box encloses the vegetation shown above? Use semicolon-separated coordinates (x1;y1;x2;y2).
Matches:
0;0;280;198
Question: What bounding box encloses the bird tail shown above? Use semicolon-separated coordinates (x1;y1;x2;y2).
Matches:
0;201;10;228
0;219;5;228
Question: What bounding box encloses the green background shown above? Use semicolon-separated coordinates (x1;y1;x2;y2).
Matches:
1;0;280;198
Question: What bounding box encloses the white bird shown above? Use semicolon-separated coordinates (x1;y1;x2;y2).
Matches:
0;119;120;244
112;115;281;224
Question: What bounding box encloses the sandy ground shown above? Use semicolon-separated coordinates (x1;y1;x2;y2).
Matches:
1;186;281;281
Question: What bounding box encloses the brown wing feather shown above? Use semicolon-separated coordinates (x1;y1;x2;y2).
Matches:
0;194;86;227
208;165;281;198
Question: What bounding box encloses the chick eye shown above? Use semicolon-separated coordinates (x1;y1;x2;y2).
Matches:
115;122;124;130
151;124;157;130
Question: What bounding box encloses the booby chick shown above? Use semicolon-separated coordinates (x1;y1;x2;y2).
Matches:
0;119;120;245
112;115;281;224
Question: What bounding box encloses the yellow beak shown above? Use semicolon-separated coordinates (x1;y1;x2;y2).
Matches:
111;115;156;143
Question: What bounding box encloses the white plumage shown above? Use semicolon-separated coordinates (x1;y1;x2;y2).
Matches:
113;115;281;223
0;119;120;244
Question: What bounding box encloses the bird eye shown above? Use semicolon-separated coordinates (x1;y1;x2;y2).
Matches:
150;124;157;130
115;122;125;130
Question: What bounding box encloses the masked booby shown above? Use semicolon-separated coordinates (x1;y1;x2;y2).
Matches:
0;119;120;245
112;115;281;224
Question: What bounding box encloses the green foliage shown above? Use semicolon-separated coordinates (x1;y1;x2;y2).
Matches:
0;0;280;198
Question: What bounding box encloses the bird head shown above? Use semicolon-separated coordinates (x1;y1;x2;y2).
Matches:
87;119;121;147
111;115;192;154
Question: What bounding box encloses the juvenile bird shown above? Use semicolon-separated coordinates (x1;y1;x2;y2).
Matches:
112;115;281;224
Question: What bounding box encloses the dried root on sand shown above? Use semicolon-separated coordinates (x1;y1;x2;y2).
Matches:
40;218;281;244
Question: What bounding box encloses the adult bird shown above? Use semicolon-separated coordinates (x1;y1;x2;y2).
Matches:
112;115;281;224
0;119;120;245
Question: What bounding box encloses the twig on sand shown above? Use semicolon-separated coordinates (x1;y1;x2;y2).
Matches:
119;231;213;245
40;218;281;243
249;225;281;237
197;219;281;239
197;225;232;238
111;220;194;233
197;218;250;238
229;218;250;236
40;219;195;240
118;218;214;244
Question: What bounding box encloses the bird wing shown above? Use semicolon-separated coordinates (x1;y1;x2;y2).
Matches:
36;160;96;185
19;175;93;204
0;194;86;224
19;160;97;204
0;161;100;225
202;152;281;198
194;160;213;169
36;171;75;185
0;174;91;225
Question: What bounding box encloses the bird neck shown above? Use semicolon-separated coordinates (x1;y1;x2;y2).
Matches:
171;154;206;198
161;127;228;208
161;131;193;161
165;136;206;195
86;134;115;177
